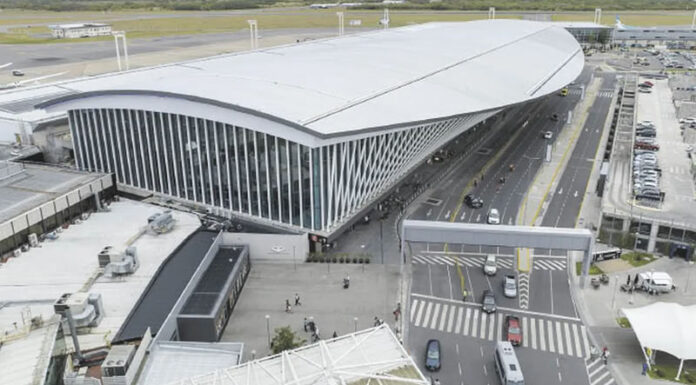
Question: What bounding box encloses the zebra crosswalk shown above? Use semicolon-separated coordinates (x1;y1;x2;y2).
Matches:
411;254;567;271
586;356;615;385
410;296;591;358
597;90;614;98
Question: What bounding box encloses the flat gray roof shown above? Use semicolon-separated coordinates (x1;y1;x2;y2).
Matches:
0;162;105;223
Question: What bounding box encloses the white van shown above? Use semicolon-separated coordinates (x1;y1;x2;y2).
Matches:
638;272;675;294
494;341;524;385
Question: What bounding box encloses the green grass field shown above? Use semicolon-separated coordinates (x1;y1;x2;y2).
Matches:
621;251;656;267
575;262;604;276
1;8;695;44
551;11;694;26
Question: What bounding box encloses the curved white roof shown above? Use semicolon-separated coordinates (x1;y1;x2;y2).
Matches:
41;19;583;139
622;302;696;360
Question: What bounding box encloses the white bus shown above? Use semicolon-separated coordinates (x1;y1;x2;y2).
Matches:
494;341;524;385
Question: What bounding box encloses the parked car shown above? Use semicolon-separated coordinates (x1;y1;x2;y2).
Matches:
11;70;24;76
483;254;497;276
487;208;500;225
504;315;522;346
464;194;483;209
425;339;441;371
482;290;497;313
543;131;553;139
503;275;517;298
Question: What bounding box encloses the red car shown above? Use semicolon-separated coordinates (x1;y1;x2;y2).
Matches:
505;315;522;346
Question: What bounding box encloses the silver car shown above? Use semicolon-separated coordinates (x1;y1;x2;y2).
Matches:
503;275;517;298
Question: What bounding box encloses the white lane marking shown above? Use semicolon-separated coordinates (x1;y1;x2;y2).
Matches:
438;304;449;331
488;312;495;341
415;300;425;327
458;362;462;376
573;323;582;357
430;303;441;329
564;322;573;357
410;299;419;322
547;320;556;353
447;304;456;333
531;318;537;350
539;319;547;351
581;325;590;358
550;271;555;315
556;322;564;355
455;307;463;334
421;302;433;328
480;312;487;339
593;371;611;385
463;308;472;336
446;265;454;299
471;309;479;338
522;316;529;348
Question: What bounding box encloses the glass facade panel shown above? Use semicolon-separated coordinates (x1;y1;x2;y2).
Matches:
69;108;475;233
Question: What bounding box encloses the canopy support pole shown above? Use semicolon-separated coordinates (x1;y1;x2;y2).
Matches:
640;346;651;370
676;359;684;380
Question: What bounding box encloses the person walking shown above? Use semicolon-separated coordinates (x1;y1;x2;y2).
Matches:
627;274;631;286
295;293;301;306
473;179;478;187
303;317;308;332
333;331;338;338
602;347;610;365
642;362;649;375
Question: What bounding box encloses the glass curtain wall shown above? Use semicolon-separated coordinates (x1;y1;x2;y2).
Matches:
69;108;484;232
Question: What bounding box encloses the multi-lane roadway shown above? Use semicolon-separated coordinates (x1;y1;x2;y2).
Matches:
405;67;618;385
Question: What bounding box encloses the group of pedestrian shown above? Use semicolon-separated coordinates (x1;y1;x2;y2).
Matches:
285;293;302;313
373;316;384;327
304;317;320;342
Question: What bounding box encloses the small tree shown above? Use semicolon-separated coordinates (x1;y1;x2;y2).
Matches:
271;326;305;354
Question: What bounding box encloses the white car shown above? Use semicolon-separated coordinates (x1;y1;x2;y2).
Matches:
543;131;553;139
483;254;497;275
487;208;500;224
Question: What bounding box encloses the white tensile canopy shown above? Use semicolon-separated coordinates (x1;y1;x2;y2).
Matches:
622;302;696;379
166;324;428;385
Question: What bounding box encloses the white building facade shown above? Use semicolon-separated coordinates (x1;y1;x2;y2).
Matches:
49;23;112;39
40;20;584;237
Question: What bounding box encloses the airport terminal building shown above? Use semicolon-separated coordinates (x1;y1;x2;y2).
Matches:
39;20;583;238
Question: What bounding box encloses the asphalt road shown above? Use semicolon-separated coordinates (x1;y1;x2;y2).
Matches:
0;27;347;70
404;66;603;385
519;72;618;325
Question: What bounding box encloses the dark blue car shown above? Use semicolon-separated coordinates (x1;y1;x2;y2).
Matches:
425;339;441;371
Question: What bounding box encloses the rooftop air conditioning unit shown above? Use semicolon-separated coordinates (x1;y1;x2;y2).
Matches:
99;246;139;277
54;292;104;334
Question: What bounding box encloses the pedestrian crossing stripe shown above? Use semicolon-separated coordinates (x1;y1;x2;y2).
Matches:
409;298;590;359
412;254;567;271
585;356;616;385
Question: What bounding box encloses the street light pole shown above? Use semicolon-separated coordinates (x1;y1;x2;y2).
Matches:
265;314;271;348
380;219;384;264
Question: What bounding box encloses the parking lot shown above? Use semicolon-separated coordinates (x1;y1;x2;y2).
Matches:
634;77;695;211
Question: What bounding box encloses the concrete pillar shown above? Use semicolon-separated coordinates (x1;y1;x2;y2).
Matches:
647;220;659;253
94;191;101;211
